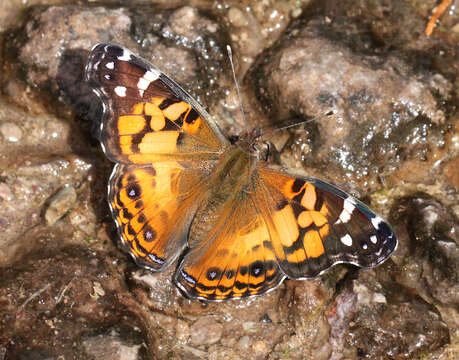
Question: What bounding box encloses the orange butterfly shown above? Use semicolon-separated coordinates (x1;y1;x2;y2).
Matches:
86;43;397;301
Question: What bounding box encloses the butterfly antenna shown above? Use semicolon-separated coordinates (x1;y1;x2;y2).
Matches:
262;110;336;138
227;45;248;135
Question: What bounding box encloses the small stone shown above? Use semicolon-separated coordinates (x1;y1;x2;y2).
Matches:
228;7;249;27
175;319;190;343
190;316;223;346
237;335;251;350
45;185;77;225
83;335;141;360
0;182;14;201
252;340;267;354
242;321;257;332
0;122;22;142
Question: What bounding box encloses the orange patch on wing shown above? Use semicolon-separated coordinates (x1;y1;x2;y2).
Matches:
144;102;166;131
298;211;327;228
283;179;299;199
298;211;313;228
311;211;327;227
319;224;330;238
303;230;325;258
287;249;307;263
118;115;146;135
138;132;179;153
163;101;189;121
119;136;133;154
272;206;299;247
132;103;145;114
320;202;330;217
183;116;202;134
301;184;317;210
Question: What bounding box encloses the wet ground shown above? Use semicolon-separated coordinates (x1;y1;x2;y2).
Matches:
0;0;458;359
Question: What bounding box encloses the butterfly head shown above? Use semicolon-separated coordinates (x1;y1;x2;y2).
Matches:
230;126;272;162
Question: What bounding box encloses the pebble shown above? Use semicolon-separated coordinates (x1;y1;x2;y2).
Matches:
237;335;251;350
228;7;249;27
175;319;190;343
0;182;14;201
45;185;77;225
190;316;223;346
242;321;257;333
252;340;267;354
82;335;141;360
0;122;22;142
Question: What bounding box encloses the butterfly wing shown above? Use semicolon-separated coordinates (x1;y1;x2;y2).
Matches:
108;161;213;271
255;168;397;279
175;166;397;301
175;182;285;301
86;43;228;164
85;43;227;270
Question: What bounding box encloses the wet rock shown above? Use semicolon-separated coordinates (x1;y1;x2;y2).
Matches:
0;0;457;359
237;335;251;350
353;281;449;358
0;246;145;359
252;340;268;356
190;316;223;346
327;270;450;359
45;185;77;225
83;334;141;360
392;194;459;335
0;182;14;202
0;121;22;142
442;156;459;189
0;156;94;267
273;280;332;360
248;15;452;193
0;98;72;166
175;319;190;343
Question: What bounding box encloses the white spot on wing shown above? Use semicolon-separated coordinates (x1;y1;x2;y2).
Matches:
118;48;133;61
106;61;114;69
341;234;353;246
114;86;127;97
371;216;384;229
370;235;378;244
336;198;356;224
137;77;150;90
144;69;160;81
344;198;356;212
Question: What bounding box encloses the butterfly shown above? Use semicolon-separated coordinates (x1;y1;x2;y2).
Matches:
85;43;397;301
